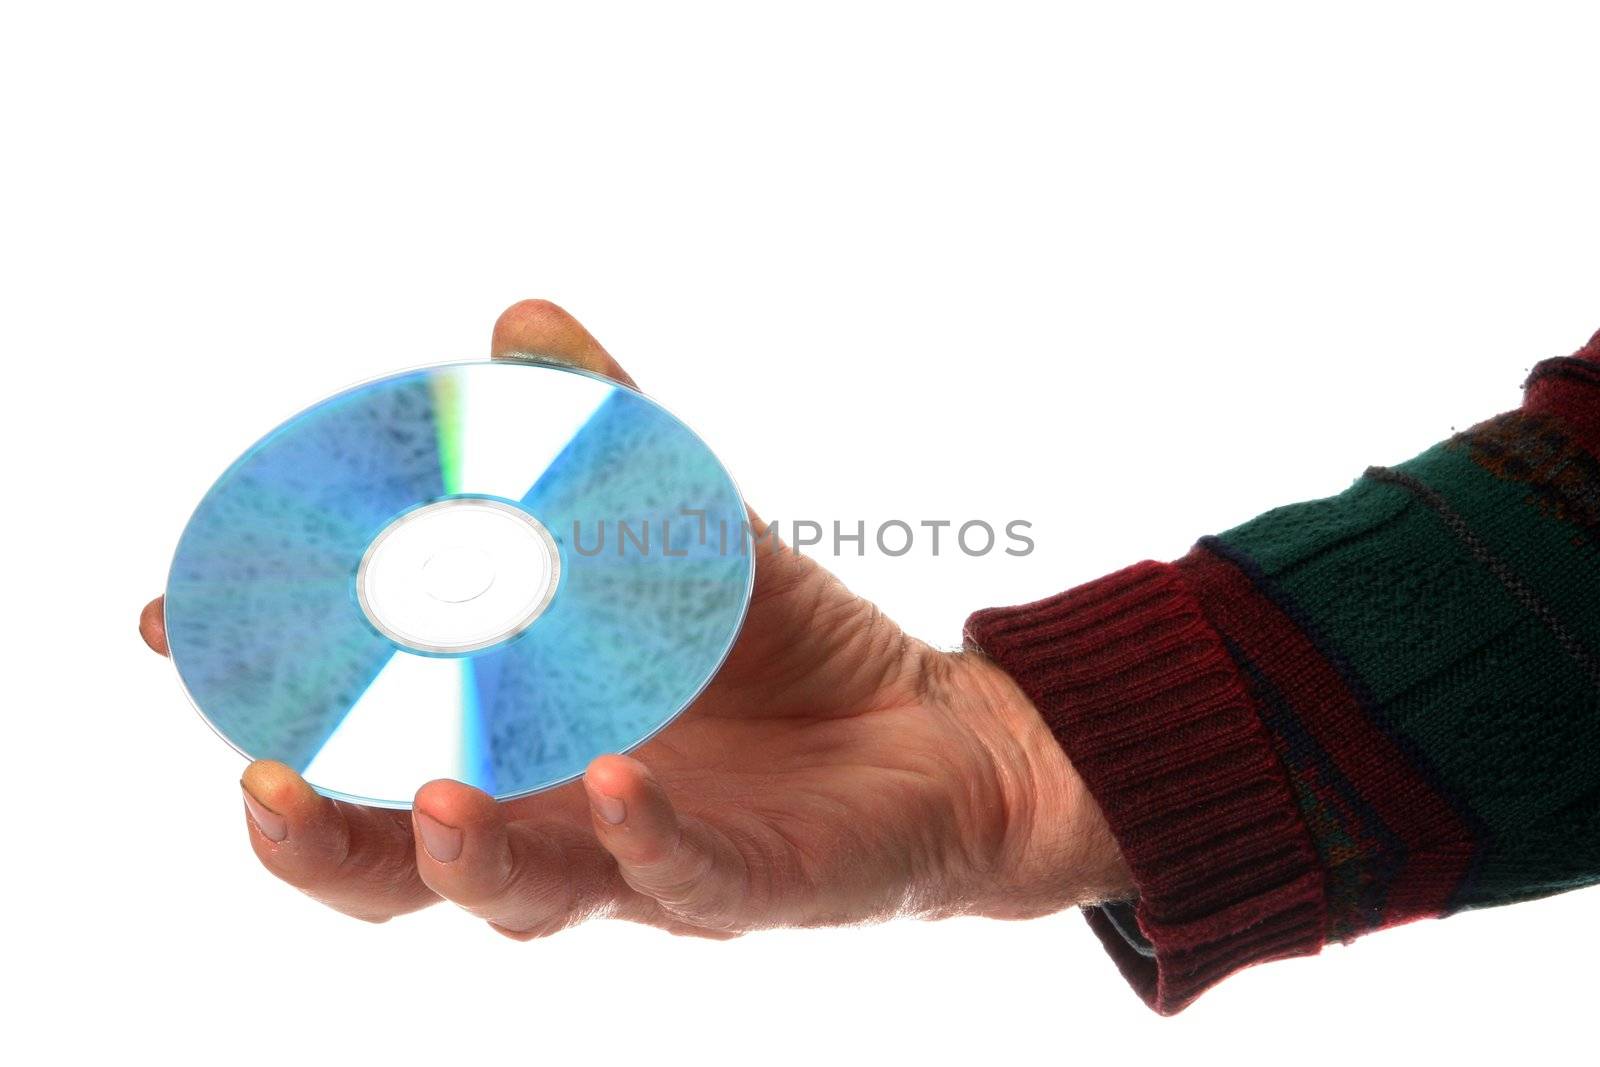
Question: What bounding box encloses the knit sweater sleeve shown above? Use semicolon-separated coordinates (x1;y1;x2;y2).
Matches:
964;330;1600;1015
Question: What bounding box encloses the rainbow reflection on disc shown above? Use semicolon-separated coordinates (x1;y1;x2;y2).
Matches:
165;361;753;807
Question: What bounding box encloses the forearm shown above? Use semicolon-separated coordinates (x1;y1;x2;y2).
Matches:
968;329;1600;1012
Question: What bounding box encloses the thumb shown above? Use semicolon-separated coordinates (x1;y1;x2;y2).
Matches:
583;754;750;930
140;596;169;655
489;299;638;389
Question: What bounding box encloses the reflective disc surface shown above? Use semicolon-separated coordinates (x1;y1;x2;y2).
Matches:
165;361;753;807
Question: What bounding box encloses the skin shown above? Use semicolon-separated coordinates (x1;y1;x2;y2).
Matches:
139;300;1132;938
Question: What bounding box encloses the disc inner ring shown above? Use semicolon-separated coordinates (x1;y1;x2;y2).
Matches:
356;496;560;655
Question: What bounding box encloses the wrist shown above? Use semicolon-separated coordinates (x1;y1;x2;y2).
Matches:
930;650;1133;919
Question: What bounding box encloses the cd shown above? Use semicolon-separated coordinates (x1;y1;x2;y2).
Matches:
165;360;753;808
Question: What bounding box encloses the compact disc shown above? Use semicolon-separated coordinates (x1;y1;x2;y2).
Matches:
165;361;753;807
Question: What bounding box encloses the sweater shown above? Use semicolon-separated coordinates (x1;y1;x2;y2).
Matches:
965;328;1600;1014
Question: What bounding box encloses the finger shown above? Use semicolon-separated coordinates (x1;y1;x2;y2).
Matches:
240;760;437;923
583;755;753;930
140;596;168;656
489;299;637;388
412;779;640;939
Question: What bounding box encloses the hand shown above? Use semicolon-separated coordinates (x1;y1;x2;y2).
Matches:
139;300;1130;938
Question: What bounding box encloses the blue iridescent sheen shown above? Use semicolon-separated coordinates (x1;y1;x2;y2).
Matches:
166;362;752;806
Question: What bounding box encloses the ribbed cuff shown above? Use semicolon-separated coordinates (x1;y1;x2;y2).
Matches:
964;561;1326;1014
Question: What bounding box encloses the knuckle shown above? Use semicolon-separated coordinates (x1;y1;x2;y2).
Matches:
332;903;396;925
423;861;501;908
627;849;708;907
517;873;573;919
489;916;566;942
249;836;335;889
345;840;419;895
630;848;745;928
444;826;573;924
666;921;745;941
677;903;743;932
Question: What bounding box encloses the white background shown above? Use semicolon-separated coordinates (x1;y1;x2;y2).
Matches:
3;2;1597;1064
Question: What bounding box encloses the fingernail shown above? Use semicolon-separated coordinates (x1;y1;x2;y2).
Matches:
415;810;463;863
585;781;626;825
240;784;288;842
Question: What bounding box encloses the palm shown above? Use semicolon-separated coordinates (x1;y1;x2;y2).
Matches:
498;537;999;931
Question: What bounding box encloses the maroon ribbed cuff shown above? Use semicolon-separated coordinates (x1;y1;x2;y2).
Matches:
964;561;1326;1014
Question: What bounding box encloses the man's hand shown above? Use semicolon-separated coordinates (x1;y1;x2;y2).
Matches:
139;300;1130;938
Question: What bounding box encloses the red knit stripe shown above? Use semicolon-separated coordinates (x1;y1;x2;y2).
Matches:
965;561;1325;1013
1175;545;1474;926
1523;329;1600;458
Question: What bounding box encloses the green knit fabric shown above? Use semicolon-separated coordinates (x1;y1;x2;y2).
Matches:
1212;427;1600;912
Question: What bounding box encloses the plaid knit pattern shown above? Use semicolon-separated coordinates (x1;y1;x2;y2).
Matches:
966;329;1600;1013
